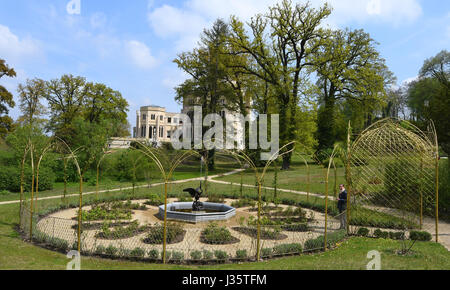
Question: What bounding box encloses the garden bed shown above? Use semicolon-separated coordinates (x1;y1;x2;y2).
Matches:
232;227;288;240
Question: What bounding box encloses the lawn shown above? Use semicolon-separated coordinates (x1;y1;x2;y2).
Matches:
0;200;449;270
1;180;449;270
0;158;239;203
215;155;346;197
1;155;448;270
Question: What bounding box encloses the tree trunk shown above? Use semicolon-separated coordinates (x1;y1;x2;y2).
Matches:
317;93;336;151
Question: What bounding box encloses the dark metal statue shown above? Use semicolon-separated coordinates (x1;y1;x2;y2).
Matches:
183;184;203;211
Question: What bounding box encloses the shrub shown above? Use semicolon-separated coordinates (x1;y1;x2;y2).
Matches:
356;227;370;237
261;248;273;258
118;247;132;257
374;229;389;239
144;194;164;206
281;223;309;232
207;195;225;203
304;237;323;252
0;166;54;192
190;250;202;260
231;199;256;208
143;223;185;244
50;237;69;252
409;230;432;241
0;190;11;196
304;230;347;252
201;223;236;244
163;251;172;261
95;245;106;255
130;247;146;258
171;251;184;261
235;249;248;259
81;202;132;221
96;220;146;240
148;249;159;260
273;243;303;255
105;245;118;256
202;250;213;260
389;231;405;240
214;250;228;261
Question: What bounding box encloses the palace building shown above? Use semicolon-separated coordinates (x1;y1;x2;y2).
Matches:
133;105;181;142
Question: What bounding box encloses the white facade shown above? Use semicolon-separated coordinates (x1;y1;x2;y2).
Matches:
134;105;181;142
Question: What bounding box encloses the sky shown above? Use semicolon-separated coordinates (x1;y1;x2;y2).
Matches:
0;0;449;130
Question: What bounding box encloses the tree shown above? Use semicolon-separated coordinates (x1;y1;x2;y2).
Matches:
174;19;237;170
44;75;130;144
17;78;47;126
0;59;16;137
407;78;449;154
382;87;408;119
83;82;129;137
407;50;449;154
228;0;332;169
312;28;394;151
44;75;88;142
420;50;449;90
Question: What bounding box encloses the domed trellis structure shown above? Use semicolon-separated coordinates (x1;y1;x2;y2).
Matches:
347;118;439;240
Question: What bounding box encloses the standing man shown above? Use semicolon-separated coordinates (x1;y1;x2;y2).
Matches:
338;184;347;230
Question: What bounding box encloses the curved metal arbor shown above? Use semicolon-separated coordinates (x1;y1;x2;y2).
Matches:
348;118;438;240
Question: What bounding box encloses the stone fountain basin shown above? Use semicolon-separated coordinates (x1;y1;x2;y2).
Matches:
158;202;236;223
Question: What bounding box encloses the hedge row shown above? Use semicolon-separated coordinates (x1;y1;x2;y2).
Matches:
0;166;54;192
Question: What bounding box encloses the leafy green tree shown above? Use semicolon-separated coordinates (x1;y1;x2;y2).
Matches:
17;78;47;126
70;117;110;177
44;75;130;144
174;19;236;170
0;59;16;137
44;74;88;142
420;50;449;90
312;28;394;151
83;82;129;137
228;0;331;169
407;50;449;154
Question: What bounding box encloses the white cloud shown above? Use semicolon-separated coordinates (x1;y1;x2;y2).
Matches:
147;0;423;52
90;12;108;29
0;24;42;64
147;4;208;51
162;70;190;89
125;40;157;69
402;76;419;85
321;0;422;26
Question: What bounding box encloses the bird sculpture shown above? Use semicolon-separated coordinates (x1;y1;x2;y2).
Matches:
183;184;203;211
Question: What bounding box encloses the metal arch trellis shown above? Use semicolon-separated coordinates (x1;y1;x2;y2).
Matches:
346;118;439;242
221;141;296;261
132;141;202;264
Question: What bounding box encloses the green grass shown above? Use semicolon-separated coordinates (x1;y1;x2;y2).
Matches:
1;157;448;270
216;156;346;197
1;200;448;269
0;160;239;203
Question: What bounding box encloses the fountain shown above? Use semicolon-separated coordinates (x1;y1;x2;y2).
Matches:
158;184;236;223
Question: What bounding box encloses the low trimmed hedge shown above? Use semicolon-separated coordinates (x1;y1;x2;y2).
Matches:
304;230;347;252
409;230;432;241
273;243;303;255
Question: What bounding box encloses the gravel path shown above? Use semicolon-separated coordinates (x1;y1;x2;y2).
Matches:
5;167;449;251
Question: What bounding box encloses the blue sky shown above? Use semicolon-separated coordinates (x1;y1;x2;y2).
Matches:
0;0;449;130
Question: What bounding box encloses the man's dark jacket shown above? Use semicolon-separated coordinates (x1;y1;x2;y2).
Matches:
338;190;347;212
